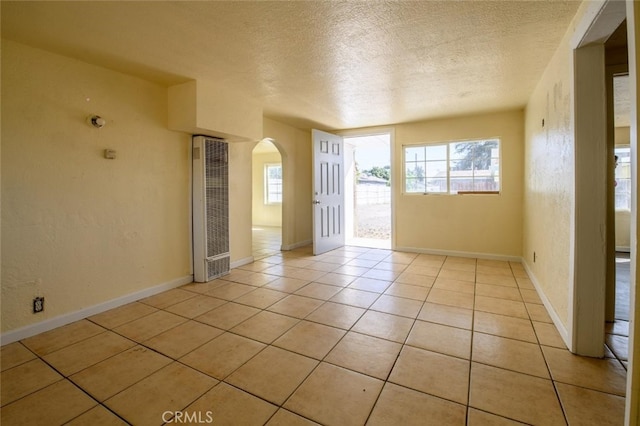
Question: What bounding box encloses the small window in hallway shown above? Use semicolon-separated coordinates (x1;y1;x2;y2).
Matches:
614;146;631;210
404;139;500;194
265;163;282;204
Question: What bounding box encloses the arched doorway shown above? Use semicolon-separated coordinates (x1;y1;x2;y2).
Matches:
251;138;284;260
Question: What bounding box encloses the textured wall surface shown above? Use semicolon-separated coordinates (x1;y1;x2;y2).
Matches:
392;109;525;258
523;7;583;329
1;1;580;130
262;118;312;249
1;41;191;333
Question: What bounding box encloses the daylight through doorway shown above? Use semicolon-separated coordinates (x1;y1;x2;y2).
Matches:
344;134;391;249
252;139;282;260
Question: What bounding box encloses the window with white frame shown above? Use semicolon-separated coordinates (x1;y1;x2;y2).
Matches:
615;146;631;210
404;139;500;194
265;163;283;204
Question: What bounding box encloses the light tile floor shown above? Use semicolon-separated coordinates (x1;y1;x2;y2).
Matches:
607;252;631;368
253;226;282;260
1;246;629;425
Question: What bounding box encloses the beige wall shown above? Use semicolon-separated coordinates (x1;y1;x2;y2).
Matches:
1;41;191;333
252;151;283;227
168;80;263;142
392;109;524;258
228;141;255;264
523;6;583;332
616;126;631;145
263;118;312;249
616;210;631;249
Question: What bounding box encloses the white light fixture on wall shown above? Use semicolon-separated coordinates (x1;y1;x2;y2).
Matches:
87;115;106;129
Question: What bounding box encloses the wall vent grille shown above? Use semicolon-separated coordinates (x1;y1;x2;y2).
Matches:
207;255;230;280
205;139;229;258
193;136;230;282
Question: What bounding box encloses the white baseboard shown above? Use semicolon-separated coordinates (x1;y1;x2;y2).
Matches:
394;246;522;263
231;256;254;269
281;240;312;251
520;259;572;350
0;275;194;346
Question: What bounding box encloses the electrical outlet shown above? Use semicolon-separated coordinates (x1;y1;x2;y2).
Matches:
33;297;44;313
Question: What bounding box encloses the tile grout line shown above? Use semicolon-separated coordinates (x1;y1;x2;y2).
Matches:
176;261;385;423
518;259;570;425
248;248;390;423
20;342;135;425
6;247;626;425
512;260;570;426
464;257;477;426
361;254;433;426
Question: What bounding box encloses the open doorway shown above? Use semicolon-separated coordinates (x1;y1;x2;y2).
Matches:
572;1;638;419
607;72;632;367
571;1;633;358
344;133;392;249
601;18;632;367
615;142;632;322
252;139;283;260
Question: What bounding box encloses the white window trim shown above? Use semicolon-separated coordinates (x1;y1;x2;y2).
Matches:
402;138;501;195
264;163;283;205
614;145;631;211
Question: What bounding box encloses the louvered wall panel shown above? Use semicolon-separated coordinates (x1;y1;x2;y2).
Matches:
205;140;229;258
193;136;230;282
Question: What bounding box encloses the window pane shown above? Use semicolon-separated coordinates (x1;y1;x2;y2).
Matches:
450;160;472;174
405;177;425;193
426;178;447;193
265;164;283;204
615;147;631;210
425;160;447;178
450;140;497;170
425;144;447;161
268;166;282;179
450;177;475;193
474;175;499;192
405;146;425;161
405;158;426;193
449;139;499;193
268;183;281;192
404;139;500;194
449;144;467;161
405;161;424;173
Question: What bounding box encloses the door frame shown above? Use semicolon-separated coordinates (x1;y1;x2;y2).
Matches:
338;128;396;250
572;0;638;422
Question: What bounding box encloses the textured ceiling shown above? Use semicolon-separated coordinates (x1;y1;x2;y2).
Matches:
1;1;582;131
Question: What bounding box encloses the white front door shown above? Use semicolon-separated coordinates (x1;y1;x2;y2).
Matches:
312;129;345;255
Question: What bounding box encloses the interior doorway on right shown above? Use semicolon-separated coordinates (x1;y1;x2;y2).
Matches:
607;71;631;368
344;133;392;249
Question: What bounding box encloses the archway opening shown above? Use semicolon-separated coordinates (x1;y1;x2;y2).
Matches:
252;138;283;260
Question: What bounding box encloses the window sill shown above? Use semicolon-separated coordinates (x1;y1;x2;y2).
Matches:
402;191;500;196
456;191;500;195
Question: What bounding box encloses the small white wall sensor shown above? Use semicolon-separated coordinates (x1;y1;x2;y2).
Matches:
88;115;106;128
